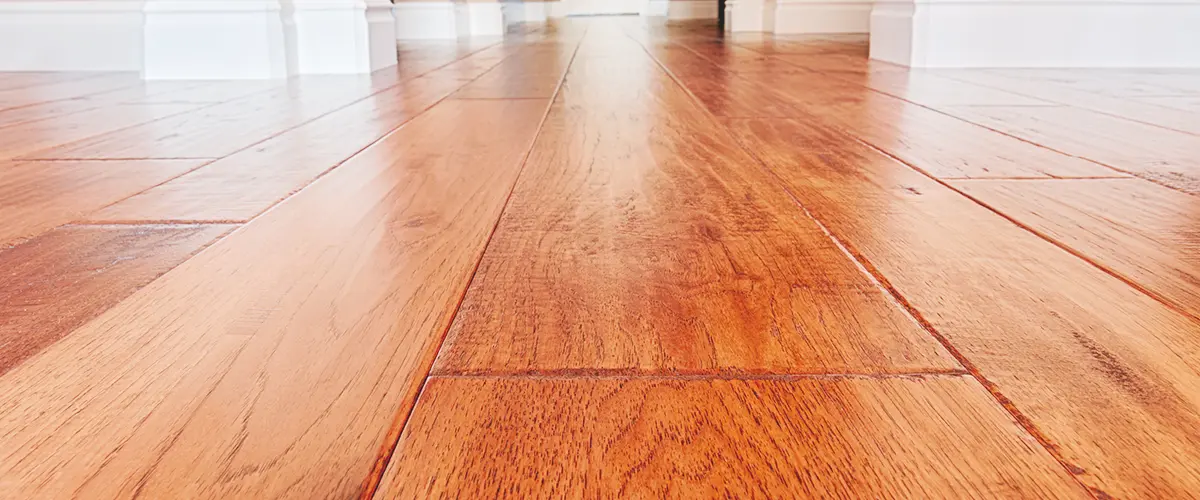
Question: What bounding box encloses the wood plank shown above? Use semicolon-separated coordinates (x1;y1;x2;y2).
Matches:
943;105;1200;194
1135;96;1200;113
377;377;1087;498
0;104;202;160
434;39;958;375
934;70;1200;136
729;118;1200;498
0;159;209;245
0;72;115;92
19;75;420;160
0;81;279;129
0;224;232;374
649;45;813;117
951;177;1200;319
0;73;141;109
836;71;1053;106
0;98;550;498
452;47;573;98
87;74;471;223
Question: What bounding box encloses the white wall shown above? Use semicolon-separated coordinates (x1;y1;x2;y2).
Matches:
870;0;1200;67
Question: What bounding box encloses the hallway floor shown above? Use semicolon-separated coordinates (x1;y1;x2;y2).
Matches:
3;17;1200;498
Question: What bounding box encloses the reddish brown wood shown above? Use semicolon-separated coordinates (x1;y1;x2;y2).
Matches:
434;35;957;376
0;159;209;245
378;377;1087;498
0;224;232;374
0;98;551;499
730;117;1200;498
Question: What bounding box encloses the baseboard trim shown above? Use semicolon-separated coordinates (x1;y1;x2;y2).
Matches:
143;0;289;79
667;0;717;19
871;0;1200;67
287;0;397;74
774;0;869;33
0;0;144;71
394;1;458;39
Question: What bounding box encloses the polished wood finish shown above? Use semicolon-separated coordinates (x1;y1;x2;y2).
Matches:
434;36;956;376
731;118;1200;498
3;19;1200;499
0;99;550;498
0;224;231;374
0;104;202;160
379;376;1086;498
0;159;208;245
952;178;1200;319
943;105;1200;194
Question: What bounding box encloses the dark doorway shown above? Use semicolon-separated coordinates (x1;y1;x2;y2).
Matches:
717;0;727;29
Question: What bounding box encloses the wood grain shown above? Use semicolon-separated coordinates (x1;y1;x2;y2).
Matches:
0;159;209;245
0;98;550;498
452;46;573;98
738;93;1121;179
20;76;415;160
730;117;1200;498
952;177;1200;319
942;105;1200;194
0;104;202;160
434;37;957;375
87;75;468;222
377;376;1087;498
0;224;231;374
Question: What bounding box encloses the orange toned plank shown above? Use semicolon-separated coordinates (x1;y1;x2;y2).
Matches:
833;71;1052;106
647;45;814;117
0;98;551;498
731;118;1200;498
0;159;209;245
21;75;419;160
453;47;573;98
378;377;1086;498
435;39;957;375
0;104;201;160
952;177;1200;319
782;94;1120;179
87;75;472;222
944;105;1200;194
0;224;231;374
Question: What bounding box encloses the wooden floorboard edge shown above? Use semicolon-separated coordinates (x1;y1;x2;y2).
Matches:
633;33;1103;500
360;27;589;500
430;372;972;381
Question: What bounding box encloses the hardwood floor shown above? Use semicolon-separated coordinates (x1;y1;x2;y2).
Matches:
2;18;1199;499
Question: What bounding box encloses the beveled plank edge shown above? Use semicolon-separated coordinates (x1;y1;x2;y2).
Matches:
629;34;1103;498
11;41;510;163
363;30;589;500
932;71;1200;138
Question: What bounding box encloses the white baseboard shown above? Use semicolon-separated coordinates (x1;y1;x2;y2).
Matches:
564;0;641;15
642;0;669;16
871;0;1200;67
458;1;504;36
546;0;566;17
504;1;549;23
727;0;773;31
394;1;458;38
667;0;717;19
0;0;144;71
286;0;397;74
143;0;289;79
774;0;869;33
394;1;503;38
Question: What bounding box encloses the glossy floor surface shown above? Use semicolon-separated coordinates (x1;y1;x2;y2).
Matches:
3;18;1200;499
